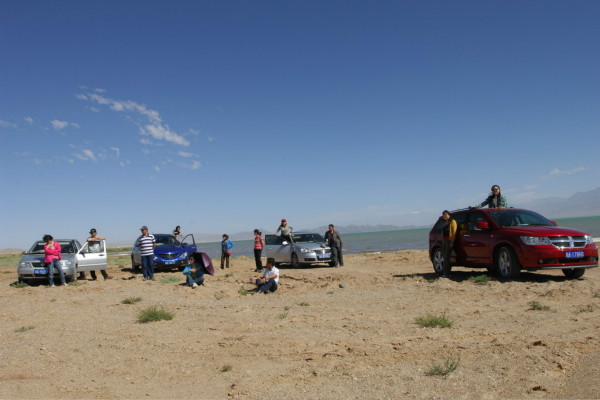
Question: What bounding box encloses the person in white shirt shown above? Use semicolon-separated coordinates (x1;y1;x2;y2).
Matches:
251;257;279;294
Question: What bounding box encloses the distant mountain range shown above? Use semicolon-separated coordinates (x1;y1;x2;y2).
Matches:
3;188;598;253
517;187;600;219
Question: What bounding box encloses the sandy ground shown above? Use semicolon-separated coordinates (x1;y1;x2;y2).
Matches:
1;250;599;399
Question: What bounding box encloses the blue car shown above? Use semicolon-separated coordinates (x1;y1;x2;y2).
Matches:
131;233;197;271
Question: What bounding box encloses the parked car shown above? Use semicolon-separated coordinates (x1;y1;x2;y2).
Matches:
131;233;197;271
265;232;333;268
17;239;108;284
429;208;599;279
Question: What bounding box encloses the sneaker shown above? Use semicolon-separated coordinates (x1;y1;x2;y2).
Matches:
192;283;198;288
150;277;155;281
105;276;113;280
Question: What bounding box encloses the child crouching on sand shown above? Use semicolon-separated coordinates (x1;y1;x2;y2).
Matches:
250;257;279;294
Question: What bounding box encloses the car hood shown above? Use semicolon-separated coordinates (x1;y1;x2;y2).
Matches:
154;245;191;254
19;253;77;263
294;243;330;251
500;225;591;237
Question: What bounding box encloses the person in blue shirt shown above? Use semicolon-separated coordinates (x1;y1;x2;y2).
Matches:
220;234;234;269
182;255;206;288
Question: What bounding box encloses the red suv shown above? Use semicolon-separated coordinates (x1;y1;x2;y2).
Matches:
429;208;598;279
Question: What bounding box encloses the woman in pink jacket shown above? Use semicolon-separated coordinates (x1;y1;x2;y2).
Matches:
43;234;66;286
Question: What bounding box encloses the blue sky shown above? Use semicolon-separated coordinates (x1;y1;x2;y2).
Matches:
1;0;599;249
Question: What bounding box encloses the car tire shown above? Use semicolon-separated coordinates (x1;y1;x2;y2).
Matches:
431;247;444;275
562;268;585;279
495;246;521;279
131;256;140;272
329;261;336;267
291;253;300;269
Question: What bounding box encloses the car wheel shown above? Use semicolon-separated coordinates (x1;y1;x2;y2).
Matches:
431;247;444;275
291;253;300;269
562;268;585;279
131;256;140;272
329;261;336;267
495;246;521;279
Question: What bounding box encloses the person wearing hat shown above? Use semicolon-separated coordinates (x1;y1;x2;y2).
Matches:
137;226;156;280
87;228;111;280
275;219;293;243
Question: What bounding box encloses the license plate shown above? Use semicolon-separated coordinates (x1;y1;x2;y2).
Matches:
565;251;584;258
165;260;176;265
34;269;48;275
318;253;331;259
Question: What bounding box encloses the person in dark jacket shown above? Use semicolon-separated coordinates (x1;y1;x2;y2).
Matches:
472;185;508;208
324;224;344;267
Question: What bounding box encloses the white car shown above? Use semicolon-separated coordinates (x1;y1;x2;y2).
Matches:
265;232;333;268
17;239;108;284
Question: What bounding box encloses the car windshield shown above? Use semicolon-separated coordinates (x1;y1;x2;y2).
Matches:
155;235;180;246
292;233;324;243
29;241;76;254
488;210;554;227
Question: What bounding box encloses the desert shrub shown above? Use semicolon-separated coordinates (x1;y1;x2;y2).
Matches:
138;306;174;323
426;358;459;376
15;326;35;333
415;313;454;328
122;297;142;304
468;275;491;285
528;301;550;311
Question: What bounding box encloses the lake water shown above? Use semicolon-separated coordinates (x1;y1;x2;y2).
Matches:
194;215;600;260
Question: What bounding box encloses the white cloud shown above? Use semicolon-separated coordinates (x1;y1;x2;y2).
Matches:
0;120;17;128
178;151;194;158
94;88;106;93
154;165;161;172
207;135;214;142
141;124;189;146
24;117;33;125
51;120;79;131
110;147;120;157
140;138;153;145
75;149;98;162
543;167;586;180
189;161;201;170
80;92;189;146
51;120;69;130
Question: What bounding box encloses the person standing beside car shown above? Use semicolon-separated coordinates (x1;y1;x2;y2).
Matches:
137;226;156;281
87;228;112;280
275;219;293;242
43;234;66;286
220;234;234;269
253;229;265;272
324;224;344;267
441;210;457;278
472;185;508;209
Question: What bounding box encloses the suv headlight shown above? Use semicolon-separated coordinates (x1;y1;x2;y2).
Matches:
300;247;312;253
180;252;188;259
585;235;594;245
521;236;552;245
19;262;31;268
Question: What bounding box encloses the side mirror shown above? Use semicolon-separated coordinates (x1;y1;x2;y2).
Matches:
476;221;489;230
22;251;27;255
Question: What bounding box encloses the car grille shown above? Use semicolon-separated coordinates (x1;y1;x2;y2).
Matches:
549;236;588;249
31;261;46;268
314;249;328;255
157;253;179;260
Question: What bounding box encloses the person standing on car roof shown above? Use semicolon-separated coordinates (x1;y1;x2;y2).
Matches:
472;185;508;209
324;224;344;267
137;226;156;280
441;210;457;278
275;219;293;242
87;228;112;280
